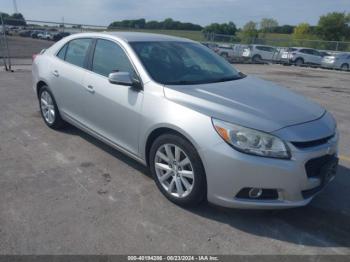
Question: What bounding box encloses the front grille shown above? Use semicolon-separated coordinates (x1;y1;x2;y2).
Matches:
302;154;338;199
305;154;336;178
291;134;334;149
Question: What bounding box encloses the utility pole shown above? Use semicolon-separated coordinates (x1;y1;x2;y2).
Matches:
13;0;18;13
0;13;9;71
62;16;65;32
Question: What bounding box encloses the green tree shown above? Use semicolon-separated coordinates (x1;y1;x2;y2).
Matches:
293;23;311;39
108;18;202;31
0;12;26;26
271;25;294;34
241;21;258;42
203;21;237;35
317;12;350;41
259;18;278;33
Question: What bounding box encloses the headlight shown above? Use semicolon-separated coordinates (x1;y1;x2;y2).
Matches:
212;118;290;159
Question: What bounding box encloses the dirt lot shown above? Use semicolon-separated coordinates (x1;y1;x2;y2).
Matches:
0;64;349;255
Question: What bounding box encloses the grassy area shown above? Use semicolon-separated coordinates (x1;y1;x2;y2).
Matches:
106;28;205;41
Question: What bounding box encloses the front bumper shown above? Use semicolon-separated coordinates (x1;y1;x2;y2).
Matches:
321;62;338;69
201;132;338;209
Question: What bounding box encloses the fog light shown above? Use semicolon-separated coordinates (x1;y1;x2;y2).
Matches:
248;188;263;198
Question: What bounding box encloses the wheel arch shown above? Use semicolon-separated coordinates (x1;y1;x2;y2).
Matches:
341;63;349;69
36;80;48;98
295;57;304;63
252;54;262;62
144;126;200;168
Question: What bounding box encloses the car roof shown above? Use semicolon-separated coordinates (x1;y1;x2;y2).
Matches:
251;44;274;47
292;47;315;50
70;31;194;43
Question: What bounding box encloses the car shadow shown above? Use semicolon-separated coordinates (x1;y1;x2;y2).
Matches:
58;124;151;177
58;124;350;248
189;164;350;248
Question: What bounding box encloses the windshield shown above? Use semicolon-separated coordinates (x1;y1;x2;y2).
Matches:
130;41;243;85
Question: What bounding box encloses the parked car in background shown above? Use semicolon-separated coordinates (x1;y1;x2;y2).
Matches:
272;47;289;63
31;30;43;38
0;27;10;35
321;53;350;71
281;47;326;66
216;44;235;60
19;30;33;37
41;32;54;40
53;32;71;42
32;32;339;209
319;51;331;57
201;42;218;52
242;45;277;63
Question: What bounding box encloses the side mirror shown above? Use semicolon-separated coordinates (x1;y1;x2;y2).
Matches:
108;72;133;86
108;72;142;90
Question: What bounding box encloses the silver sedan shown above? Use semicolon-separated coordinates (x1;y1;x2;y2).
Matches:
322;53;350;71
32;32;339;209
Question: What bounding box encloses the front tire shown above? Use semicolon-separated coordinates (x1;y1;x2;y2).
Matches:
295;58;304;66
39;86;65;129
252;55;262;63
149;134;206;207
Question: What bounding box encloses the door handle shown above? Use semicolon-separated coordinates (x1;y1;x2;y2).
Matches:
52;70;59;77
86;85;95;94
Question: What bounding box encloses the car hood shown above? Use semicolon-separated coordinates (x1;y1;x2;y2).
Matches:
163;76;325;133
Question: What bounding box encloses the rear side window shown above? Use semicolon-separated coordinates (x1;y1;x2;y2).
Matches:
65;38;92;68
92;39;134;77
57;44;67;60
266;47;276;52
300;49;311;54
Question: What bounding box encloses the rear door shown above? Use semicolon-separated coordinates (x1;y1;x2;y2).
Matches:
50;38;93;123
81;38;144;155
310;49;323;65
299;49;312;64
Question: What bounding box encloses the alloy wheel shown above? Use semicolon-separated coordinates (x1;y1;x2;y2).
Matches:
40;90;56;124
154;144;194;198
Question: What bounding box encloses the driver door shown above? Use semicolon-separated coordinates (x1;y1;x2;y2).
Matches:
81;39;144;155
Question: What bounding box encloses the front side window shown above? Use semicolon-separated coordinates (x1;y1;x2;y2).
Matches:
65;38;92;68
312;50;321;56
130;41;242;85
92;39;134;77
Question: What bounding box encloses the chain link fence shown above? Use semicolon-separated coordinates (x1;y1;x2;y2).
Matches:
1;17;350;69
205;32;350;52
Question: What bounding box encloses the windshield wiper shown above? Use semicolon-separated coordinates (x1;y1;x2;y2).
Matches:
165;80;200;85
165;73;246;85
214;73;246;83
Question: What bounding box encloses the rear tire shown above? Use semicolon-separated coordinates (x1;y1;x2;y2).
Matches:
149;133;206;207
341;63;349;71
38;86;66;130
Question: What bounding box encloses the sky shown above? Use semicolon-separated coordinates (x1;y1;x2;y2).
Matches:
1;0;350;27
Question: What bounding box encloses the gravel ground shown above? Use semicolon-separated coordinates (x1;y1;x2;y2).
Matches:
0;63;349;255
